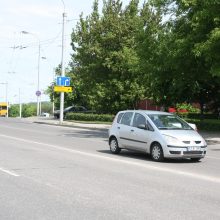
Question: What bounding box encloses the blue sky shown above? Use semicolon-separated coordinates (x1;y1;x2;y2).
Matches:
0;0;137;104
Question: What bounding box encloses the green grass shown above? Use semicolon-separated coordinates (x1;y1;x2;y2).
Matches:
66;120;112;125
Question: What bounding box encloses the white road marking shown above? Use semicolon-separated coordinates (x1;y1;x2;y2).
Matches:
0;167;20;177
0;133;220;183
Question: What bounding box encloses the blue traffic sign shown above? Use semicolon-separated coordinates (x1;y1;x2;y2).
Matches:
36;90;41;96
56;77;70;86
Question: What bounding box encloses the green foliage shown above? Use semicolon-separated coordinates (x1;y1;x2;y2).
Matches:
8;105;19;117
41;102;53;114
65;112;115;122
176;103;200;113
45;0;220;114
186;119;220;131
22;104;36;117
9;102;52;118
148;0;220;110
187;113;219;120
70;0;159;113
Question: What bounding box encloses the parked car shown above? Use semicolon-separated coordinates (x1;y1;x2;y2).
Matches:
54;106;92;118
108;110;207;162
41;112;50;117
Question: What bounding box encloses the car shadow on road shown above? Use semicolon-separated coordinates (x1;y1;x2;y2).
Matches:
61;129;109;139
97;150;197;163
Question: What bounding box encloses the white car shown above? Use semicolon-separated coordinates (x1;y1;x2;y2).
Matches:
108;110;207;162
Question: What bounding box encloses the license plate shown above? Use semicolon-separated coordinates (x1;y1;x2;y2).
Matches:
188;146;201;151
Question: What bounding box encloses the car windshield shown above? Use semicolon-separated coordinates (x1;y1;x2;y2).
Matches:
147;114;193;130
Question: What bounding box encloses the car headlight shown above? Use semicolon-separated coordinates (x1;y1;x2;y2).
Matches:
162;135;181;145
202;139;207;147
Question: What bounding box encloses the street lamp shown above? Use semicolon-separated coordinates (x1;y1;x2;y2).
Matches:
21;31;41;116
59;0;67;124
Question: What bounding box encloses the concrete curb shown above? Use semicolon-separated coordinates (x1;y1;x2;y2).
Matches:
29;117;111;131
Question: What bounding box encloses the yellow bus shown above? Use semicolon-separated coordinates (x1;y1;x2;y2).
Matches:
0;102;8;117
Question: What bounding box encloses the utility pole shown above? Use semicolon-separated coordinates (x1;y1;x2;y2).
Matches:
6;82;8;118
59;3;66;124
19;88;22;118
21;31;41;116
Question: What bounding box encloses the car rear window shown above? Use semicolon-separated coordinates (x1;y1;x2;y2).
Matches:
120;112;133;126
117;113;124;123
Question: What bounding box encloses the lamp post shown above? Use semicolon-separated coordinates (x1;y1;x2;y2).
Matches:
19;88;22;118
21;31;41;116
59;0;66;124
0;82;8;118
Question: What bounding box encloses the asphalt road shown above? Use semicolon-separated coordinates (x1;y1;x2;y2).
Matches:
0;117;220;220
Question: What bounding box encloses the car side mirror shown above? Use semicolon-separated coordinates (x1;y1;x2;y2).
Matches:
137;124;148;130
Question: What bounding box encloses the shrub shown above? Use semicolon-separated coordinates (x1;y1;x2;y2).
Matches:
22;104;36;117
65;113;115;122
187;113;218;120
186;119;220;131
9;105;19;117
176;103;200;113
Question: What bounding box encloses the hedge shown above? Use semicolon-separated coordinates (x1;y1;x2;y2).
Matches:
65;112;115;122
187;113;218;120
177;113;219;120
65;112;220;131
186;119;220;131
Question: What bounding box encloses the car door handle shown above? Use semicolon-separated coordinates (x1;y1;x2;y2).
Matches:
117;127;120;129
130;129;134;132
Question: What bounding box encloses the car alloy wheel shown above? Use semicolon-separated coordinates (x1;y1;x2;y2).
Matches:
110;137;121;154
151;143;164;162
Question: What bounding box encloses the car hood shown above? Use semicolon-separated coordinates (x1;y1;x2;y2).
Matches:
160;129;204;142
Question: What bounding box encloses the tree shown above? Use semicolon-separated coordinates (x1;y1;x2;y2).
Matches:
148;0;220;111
70;0;157;113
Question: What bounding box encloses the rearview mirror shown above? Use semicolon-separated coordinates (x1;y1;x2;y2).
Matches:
137;124;147;130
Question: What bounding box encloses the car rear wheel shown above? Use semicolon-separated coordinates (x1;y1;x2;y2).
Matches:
151;143;164;162
109;137;121;154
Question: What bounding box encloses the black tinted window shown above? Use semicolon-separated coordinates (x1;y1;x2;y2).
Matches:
120;112;133;126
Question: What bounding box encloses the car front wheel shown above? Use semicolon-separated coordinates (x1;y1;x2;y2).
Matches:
151;143;164;162
109;137;121;154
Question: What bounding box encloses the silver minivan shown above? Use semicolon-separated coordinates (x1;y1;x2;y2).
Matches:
108;110;207;162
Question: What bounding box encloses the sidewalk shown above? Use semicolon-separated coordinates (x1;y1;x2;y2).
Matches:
24;116;111;130
24;116;220;144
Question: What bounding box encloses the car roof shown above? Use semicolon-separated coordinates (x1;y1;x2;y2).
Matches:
117;110;172;116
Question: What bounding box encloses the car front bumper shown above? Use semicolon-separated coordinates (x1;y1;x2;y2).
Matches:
165;145;207;159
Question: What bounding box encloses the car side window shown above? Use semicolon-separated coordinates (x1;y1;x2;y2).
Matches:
69;107;75;112
147;121;154;131
132;113;146;128
79;106;87;111
117;113;124;123
120;112;133;126
76;107;82;111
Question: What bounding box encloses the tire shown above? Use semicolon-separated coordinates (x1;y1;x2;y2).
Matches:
151;143;164;162
109;137;121;154
191;158;201;162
